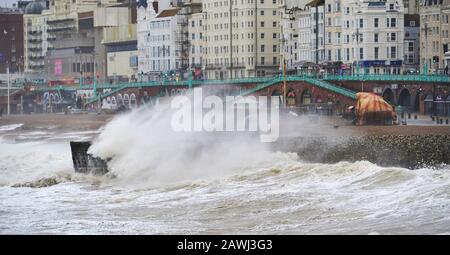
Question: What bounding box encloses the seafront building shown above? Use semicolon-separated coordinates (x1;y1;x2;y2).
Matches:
0;7;25;74
419;0;450;74
280;0;405;75
21;0;139;84
201;0;282;79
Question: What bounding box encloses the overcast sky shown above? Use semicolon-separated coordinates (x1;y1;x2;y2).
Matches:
1;0;18;8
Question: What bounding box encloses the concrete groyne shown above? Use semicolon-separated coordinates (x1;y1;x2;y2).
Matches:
274;135;450;169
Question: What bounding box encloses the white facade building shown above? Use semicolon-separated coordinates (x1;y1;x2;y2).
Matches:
291;0;405;75
137;1;186;80
341;0;405;74
188;12;204;72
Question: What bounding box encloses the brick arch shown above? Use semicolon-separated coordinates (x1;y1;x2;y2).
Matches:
382;87;395;105
397;88;412;107
300;88;313;105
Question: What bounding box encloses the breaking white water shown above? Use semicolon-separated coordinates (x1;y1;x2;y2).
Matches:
1;108;450;234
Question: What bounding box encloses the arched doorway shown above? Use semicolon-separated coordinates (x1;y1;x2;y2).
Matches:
414;91;420;112
398;89;411;107
117;94;123;106
111;96;117;110
335;100;342;115
424;93;433;115
130;94;137;108
286;89;297;107
123;94;130;108
382;88;395;105
301;89;312;105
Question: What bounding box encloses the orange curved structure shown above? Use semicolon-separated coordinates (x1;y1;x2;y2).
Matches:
355;92;397;125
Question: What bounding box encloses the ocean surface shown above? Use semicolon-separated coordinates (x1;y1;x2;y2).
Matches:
1;111;450;234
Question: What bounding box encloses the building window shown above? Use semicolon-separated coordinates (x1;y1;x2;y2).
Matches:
359;48;363;60
273;33;277;39
374;33;379;43
273;45;277;52
261;56;265;65
391;32;396;41
391;46;396;58
261;45;265;52
390;18;396;28
261;33;265;39
408;42;414;52
374;18;379;28
261;21;265;27
374;47;379;60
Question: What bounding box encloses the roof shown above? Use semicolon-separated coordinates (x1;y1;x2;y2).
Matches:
305;0;325;7
405;14;420;27
156;8;181;18
24;1;44;15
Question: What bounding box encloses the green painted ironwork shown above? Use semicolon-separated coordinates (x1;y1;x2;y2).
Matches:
240;75;357;100
31;73;450;105
323;74;450;83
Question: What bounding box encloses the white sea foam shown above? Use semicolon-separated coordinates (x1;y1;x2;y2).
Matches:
1;107;450;234
0;124;23;132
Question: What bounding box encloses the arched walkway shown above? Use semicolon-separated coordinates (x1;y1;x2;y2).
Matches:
286;89;296;106
414;91;420;112
382;88;395;105
130;94;137;108
300;89;312;105
123;94;130;108
398;89;411;107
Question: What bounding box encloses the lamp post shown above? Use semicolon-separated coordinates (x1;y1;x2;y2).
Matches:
229;5;240;79
230;0;233;79
422;16;429;75
7;65;10;115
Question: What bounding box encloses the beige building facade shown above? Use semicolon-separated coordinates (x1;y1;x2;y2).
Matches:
202;0;282;79
420;0;450;74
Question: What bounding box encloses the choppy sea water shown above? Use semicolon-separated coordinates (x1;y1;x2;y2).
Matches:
1;119;450;235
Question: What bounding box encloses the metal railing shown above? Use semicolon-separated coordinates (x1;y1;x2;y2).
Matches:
323;74;450;83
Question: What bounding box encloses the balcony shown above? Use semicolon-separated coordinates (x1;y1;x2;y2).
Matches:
52;35;94;49
29;47;42;52
28;30;42;35
205;63;248;70
47;17;75;24
47;25;75;33
102;24;137;45
28;38;42;43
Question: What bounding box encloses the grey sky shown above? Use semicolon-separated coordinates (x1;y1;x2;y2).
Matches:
1;0;19;8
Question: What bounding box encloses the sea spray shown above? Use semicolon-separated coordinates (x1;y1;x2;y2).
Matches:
88;98;288;188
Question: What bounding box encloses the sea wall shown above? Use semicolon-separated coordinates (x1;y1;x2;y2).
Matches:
273;135;450;169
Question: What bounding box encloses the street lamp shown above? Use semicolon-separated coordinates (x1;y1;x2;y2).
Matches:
421;16;429;75
7;64;10;115
352;28;363;76
229;2;238;79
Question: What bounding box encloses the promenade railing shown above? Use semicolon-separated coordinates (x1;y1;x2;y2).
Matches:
323;74;450;83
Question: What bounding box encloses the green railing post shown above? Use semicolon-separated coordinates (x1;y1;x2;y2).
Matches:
93;76;97;97
188;69;193;90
